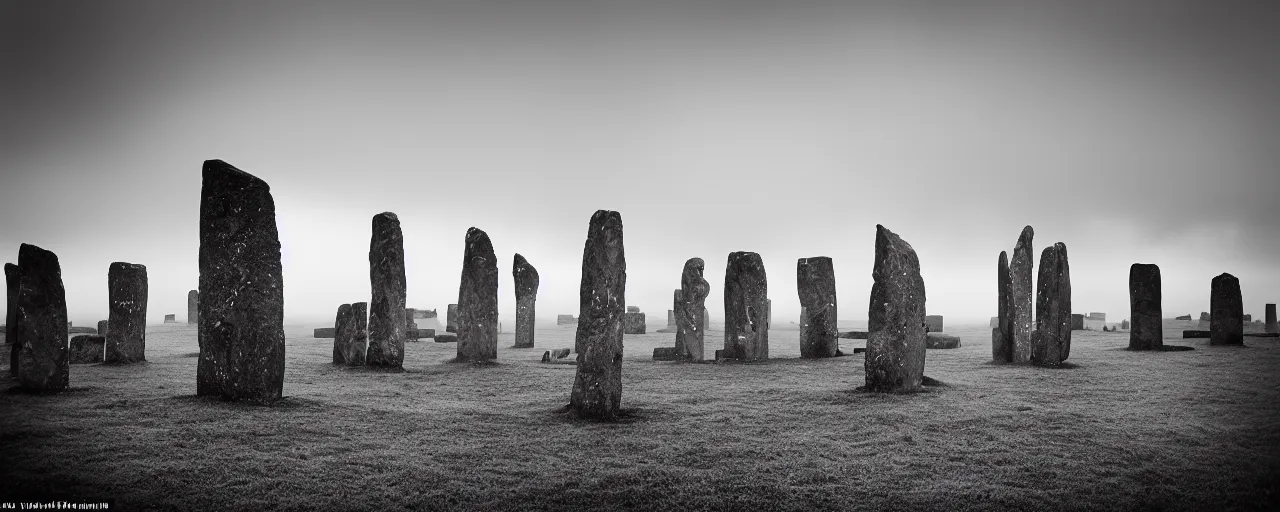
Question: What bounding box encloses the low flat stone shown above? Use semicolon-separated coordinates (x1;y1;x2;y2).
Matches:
557;314;577;325
652;346;684;361
925;333;961;349
68;335;105;364
1175;314;1192;321
412;328;435;339
68;326;97;334
839;331;868;339
853;347;866;354
314;328;336;338
434;332;458;343
163;314;176;323
1244;332;1279;338
1182;330;1210;338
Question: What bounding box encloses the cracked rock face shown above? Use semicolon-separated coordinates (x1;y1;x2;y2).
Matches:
676;258;710;361
197;159;285;403
106;262;148;364
864;225;926;393
188;290;199;325
993;251;1013;363
1010;226;1035;363
1128;264;1163;350
6;262;19;377
1210;273;1243;346
723;251;768;361
367;212;406;369
1031;243;1071;366
457;227;498;362
797;256;837;358
571;210;626;419
513;253;539;349
14;243;69;392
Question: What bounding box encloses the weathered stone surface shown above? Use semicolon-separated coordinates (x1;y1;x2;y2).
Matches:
105;262;147;364
924;315;944;333
68;326;96;334
96;320;108;337
411;328;434;339
5;263;17;376
196;161;285;403
1210;273;1243;346
69;335;105;364
1243;314;1252;322
367;212;406;369
925;333;961;349
994;251;1013;364
1267;304;1277;334
337;302;367;365
652;347;682;361
457;227;499;362
571;210;626;419
723;252;768;361
434;332;457;343
187;290;198;324
1200;312;1210;321
164;314;176;323
14;244;69;391
797;256;838;358
1070;314;1085;330
864;225;926;392
676;258;710;361
315;327;336;338
839;331;868;339
1010;226;1035;363
446;304;458;333
1031;243;1071;366
1128;263;1163;350
623;311;646;334
1183;330;1210;338
667;310;677;327
331;305;348;362
513;253;539;349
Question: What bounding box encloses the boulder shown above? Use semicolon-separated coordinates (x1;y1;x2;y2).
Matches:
925;333;961;349
412;328;435;339
331;304;350;363
69;335;105;364
187;290;199;325
626;305;640;313
456;227;499;362
1209;273;1243;346
1009;226;1035;363
106;262;148;364
652;347;683;361
1243;314;1252;322
314;327;336;338
864;225;927;392
513;253;539;349
367;212;407;369
797;256;838;358
1030;243;1071;366
571;210;626;419
1175;314;1192;321
1183;330;1210;338
723;251;768;361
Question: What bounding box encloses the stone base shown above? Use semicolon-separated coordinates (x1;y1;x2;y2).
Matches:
434;332;458;343
1182;330;1210;338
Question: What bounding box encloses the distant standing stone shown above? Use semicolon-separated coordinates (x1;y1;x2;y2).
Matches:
723;251;769;361
105;262;148;364
197;160;285;403
6;262;19;376
1266;304;1277;334
1210;273;1243;346
513;253;539;349
626;306;640;313
1010;226;1035;363
924;315;943;333
314;327;336;338
188;290;199;325
367;212;406;369
797;256;838;358
993;252;1012;363
457;227;499;362
434;332;457;343
865;225;926;392
925;333;961;349
446;304;458;333
623;310;646;334
1070;314;1084;331
164;314;176;323
332;304;351;364
1243;314;1252;322
557;314;576;325
1128;263;1162;350
96;320;109;337
571;210;626;419
676;258;710;361
1030;243;1071;366
14;243;70;391
69;335;105;364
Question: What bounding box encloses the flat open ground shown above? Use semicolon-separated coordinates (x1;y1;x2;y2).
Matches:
2;319;1279;510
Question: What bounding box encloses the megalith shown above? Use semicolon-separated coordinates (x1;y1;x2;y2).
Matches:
1128;263;1163;350
723;252;768;361
1010;226;1035;363
1266;303;1277;334
69;335;105;364
864;225;926;393
457;227;498;362
14;244;69;391
993;251;1013;363
197;160;285;403
1210;273;1243;346
797;256;837;358
677;258;710;360
1030;243;1071;366
106;262;148;364
446;304;458;333
5;262;18;376
333;304;351;364
187;290;198;324
367;212;406;369
513;253;539;349
571;210;626;419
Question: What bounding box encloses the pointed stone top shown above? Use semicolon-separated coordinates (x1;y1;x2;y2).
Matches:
5;262;17;275
375;211;399;221
18;243;59;271
874;225;916;257
999;250;1008;265
465;227;493;250
203;159;269;189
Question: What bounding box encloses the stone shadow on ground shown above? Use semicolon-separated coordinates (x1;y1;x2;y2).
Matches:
169;394;325;409
551;403;656;425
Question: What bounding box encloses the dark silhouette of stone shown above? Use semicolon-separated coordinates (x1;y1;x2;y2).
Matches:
1210;273;1243;346
1128;263;1162;350
571;210;626;419
1120;319;1130;329
331;304;349;363
315;327;336;338
1010;226;1035;363
1175;314;1192;321
196;160;285;403
1183;330;1210;338
723;252;768;361
164;314;176;323
513;253;539;349
410;328;434;339
676;258;710;361
5;262;18;376
925;333;960;349
457;227;499;362
68;326;96;334
1243;314;1252;322
557;314;576;325
1031;243;1071;366
14;244;70;391
623;311;646;334
367;212;406;369
345;302;368;364
69;335;105;364
797;256;837;358
864;225;926;393
1070;314;1085;331
652;347;682;361
187;290;198;324
105;262;147;364
924;315;943;333
1267;304;1277;334
96;320;108;337
435;332;457;343
1200;312;1210;321
446;304;458;333
839;331;868;339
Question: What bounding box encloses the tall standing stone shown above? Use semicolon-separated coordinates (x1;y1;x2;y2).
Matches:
864;226;926;393
723;252;769;361
1128;263;1163;350
571;210;626;419
367;212;406;369
187;290;198;324
1030;243;1071;365
333;304;351;364
446;304;458;333
677;258;710;360
197;160;285;403
105;262;148;364
993;251;1013;363
13;244;69;391
457;227;498;362
1266;303;1277;334
5;263;18;376
797;256;837;358
1210;273;1243;346
513;253;539;349
1010;226;1035;363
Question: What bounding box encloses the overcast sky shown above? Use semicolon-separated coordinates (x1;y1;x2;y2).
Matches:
2;0;1277;328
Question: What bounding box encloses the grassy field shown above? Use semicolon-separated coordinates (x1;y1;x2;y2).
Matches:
2;319;1279;511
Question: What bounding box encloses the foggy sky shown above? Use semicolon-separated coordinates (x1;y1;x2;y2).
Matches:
2;0;1278;328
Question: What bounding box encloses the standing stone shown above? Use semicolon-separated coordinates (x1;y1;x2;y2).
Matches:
924;315;944;333
367;212;407;369
1210;273;1243;346
69;335;105;364
457;227;498;362
347;302;368;365
1010;226;1035;363
723;251;769;361
164;314;176;323
6;263;18;376
105;262;148;364
676;258;710;360
333;304;350;364
13;244;69;391
571;210;626;419
865;225;926;393
1030;243;1071;365
557;314;576;325
623;309;646;334
446;304;458;333
1128;263;1163;350
1266;304;1277;334
197;160;285;403
96;320;108;337
667;309;677;328
187;290;198;324
513;253;539;349
797;256;837;358
1070;314;1085;330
